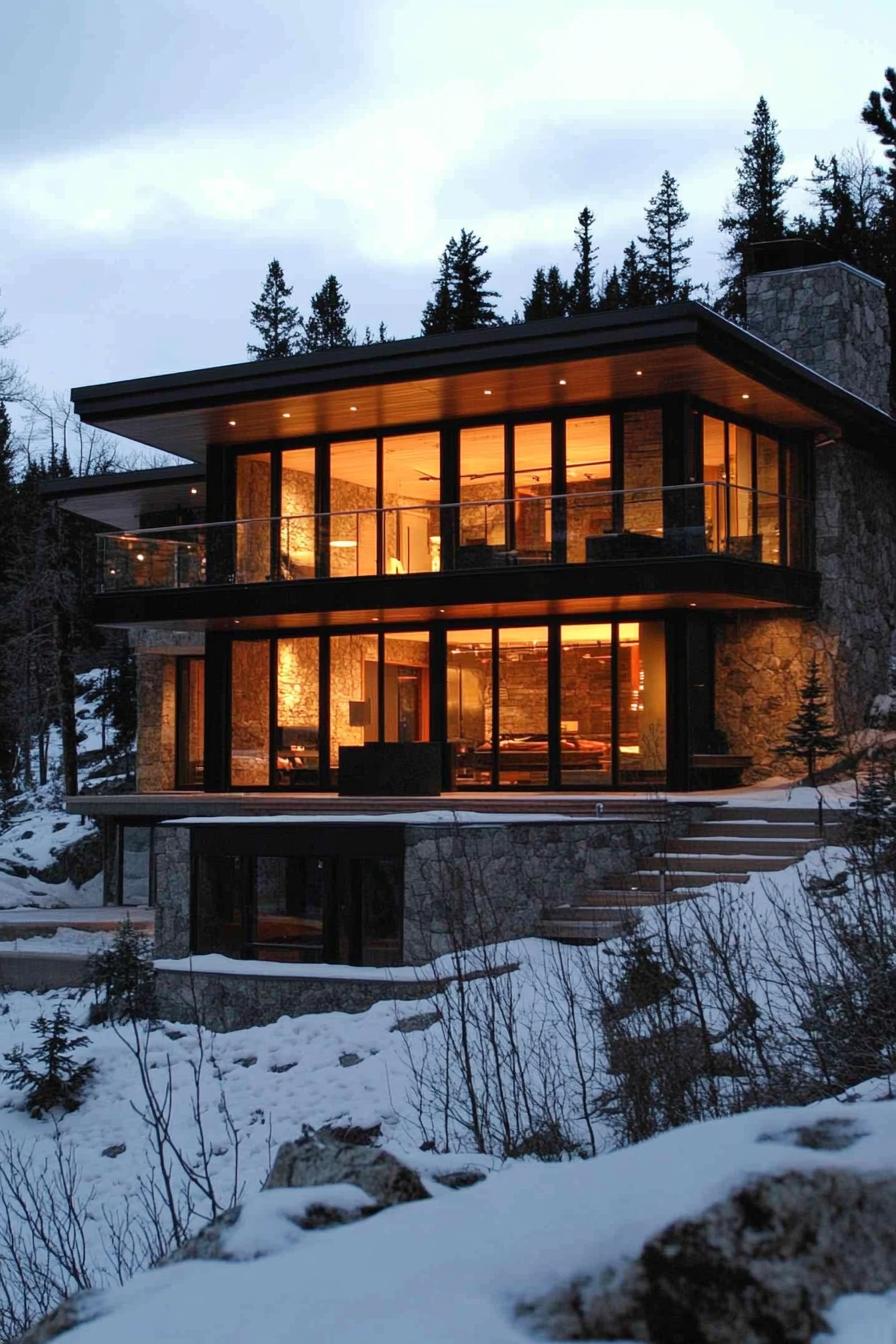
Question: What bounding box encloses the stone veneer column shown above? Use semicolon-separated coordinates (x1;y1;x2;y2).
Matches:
713;262;896;776
746;261;891;412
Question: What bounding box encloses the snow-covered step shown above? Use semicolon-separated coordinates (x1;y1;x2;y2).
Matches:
641;854;798;873
602;870;750;893
667;836;812;858
690;820;821;840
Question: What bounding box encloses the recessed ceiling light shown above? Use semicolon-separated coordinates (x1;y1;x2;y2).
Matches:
483;389;493;396
190;487;198;496
558;378;567;386
689;602;697;607
228;419;237;426
635;370;643;377
349;404;358;412
741;393;750;400
234;619;240;625
439;608;446;613
136;552;145;562
282;412;291;419
371;616;380;622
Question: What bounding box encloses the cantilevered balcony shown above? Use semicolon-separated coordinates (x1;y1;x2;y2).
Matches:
97;483;810;594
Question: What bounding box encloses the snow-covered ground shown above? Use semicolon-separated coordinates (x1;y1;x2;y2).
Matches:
2;1006;891;1344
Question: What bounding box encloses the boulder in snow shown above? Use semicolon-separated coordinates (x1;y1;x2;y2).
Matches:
263;1127;430;1207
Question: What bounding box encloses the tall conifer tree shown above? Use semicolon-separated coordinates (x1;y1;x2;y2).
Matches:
421;230;500;333
247;259;302;359
618;241;656;308
640;171;693;303
718;97;796;321
568;206;598;314
523;265;569;320
302;275;355;351
862;67;896;400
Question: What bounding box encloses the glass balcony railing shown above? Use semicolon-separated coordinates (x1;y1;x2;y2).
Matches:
96;483;810;593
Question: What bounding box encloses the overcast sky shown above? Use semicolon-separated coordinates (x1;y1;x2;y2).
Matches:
2;0;893;408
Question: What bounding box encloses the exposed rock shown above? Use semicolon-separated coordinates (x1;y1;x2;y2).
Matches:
101;1143;126;1159
521;1168;896;1343
35;830;102;888
263;1128;430;1206
269;1061;296;1074
759;1116;865;1152
431;1168;487;1190
339;1052;362;1068
390;1010;441;1034
320;1123;381;1147
17;1290;106;1342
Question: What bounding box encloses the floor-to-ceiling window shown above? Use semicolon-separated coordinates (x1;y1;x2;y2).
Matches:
622;409;663;536
382;432;441;574
617;621;667;784
279;447;316;578
447;629;493;785
230;640;270;786
565;415;612;562
512;424;552;562
383;632;430;741
329;633;380;770
445;618;667;789
276;637;320;786
560;624;612;786
497;626;549;785
329;440;378;576
459;424;506;558
701;413;787;565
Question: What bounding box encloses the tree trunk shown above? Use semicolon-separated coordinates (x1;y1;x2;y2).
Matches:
53;605;79;797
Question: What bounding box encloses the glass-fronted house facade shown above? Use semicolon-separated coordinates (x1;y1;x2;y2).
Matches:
58;296;896;808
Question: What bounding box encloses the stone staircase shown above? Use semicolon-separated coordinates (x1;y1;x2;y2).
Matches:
539;803;846;944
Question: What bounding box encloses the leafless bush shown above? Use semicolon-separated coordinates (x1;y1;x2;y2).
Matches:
405;788;896;1160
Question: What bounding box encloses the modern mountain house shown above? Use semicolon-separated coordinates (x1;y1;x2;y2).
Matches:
49;245;896;1018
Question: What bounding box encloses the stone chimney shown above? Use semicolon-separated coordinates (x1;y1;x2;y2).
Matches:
745;242;891;412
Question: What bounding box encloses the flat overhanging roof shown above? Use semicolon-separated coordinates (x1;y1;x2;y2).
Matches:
71;303;896;463
40;463;205;528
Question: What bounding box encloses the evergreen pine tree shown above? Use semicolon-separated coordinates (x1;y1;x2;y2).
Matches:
618;241;656;308
421;240;456;335
247;259;302;359
1;1004;95;1118
522;265;569;320
861;68;896;400
451;228;501;329
639;171;693;303
850;759;896;854
568;206;598;314
421;230;500;333
774;656;842;785
302;275;356;352
718;97;796;321
598;266;624;311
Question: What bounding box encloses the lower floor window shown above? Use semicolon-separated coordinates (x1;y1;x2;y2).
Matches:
193;849;403;966
226;617;667;789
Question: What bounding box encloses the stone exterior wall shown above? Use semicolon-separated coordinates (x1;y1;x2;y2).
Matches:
136;655;176;792
153;824;191;958
717;264;896;778
714;439;896;778
746;262;891;411
402;811;705;963
134;630;204;793
155;967;445;1031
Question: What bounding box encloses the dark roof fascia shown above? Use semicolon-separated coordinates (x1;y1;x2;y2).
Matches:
40;464;204;500
70;302;896;446
69;306;702;419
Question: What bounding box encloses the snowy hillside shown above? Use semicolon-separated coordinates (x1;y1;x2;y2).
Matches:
0;670;124;910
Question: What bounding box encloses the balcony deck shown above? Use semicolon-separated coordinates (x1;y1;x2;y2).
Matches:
92;483;817;628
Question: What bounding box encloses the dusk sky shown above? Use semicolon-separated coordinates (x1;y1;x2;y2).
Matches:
2;0;893;412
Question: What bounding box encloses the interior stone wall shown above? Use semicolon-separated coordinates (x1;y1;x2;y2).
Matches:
231;640;270;786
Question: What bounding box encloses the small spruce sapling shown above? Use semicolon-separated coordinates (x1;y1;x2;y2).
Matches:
85;916;156;1023
774;656;842;785
1;1004;95;1118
